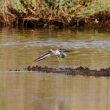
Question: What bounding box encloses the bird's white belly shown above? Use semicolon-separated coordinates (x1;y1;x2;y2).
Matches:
54;50;61;55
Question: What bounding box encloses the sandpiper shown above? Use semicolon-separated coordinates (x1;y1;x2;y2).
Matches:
34;49;70;62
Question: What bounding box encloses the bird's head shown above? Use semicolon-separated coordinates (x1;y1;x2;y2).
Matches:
49;49;54;53
50;49;53;51
49;49;59;54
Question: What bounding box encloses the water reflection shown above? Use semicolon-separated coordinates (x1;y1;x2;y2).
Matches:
0;28;110;42
0;72;109;110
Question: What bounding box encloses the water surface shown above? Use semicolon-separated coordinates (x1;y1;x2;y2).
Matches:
0;72;110;110
0;28;110;110
0;28;110;69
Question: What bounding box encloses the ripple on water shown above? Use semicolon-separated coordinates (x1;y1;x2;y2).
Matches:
0;40;110;48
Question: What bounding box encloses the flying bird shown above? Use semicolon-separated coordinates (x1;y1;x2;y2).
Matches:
34;49;70;62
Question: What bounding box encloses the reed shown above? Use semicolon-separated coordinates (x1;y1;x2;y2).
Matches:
0;0;110;28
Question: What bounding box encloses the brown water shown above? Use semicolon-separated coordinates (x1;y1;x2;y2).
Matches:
0;28;110;110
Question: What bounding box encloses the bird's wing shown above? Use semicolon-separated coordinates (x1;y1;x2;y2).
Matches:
34;51;51;62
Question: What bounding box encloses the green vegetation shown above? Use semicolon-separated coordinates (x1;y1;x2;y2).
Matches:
0;0;110;29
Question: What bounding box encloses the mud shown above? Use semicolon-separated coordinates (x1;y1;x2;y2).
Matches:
15;65;110;77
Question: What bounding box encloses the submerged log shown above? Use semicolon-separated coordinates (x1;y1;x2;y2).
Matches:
23;65;110;77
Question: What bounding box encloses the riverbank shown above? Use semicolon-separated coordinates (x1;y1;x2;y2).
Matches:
0;0;110;31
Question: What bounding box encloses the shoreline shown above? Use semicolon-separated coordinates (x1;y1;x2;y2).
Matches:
0;1;110;32
0;11;110;32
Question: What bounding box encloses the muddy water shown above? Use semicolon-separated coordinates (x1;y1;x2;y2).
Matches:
0;28;110;110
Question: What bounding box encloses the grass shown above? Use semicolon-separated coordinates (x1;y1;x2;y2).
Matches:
0;0;110;28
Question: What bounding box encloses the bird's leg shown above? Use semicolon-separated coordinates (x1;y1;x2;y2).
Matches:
60;58;67;68
57;56;61;63
56;56;67;68
57;56;63;68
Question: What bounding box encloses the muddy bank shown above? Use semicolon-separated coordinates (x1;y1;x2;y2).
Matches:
17;65;110;77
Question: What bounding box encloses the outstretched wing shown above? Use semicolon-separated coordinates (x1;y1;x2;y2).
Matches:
34;51;51;62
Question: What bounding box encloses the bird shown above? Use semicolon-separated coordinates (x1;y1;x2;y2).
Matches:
34;49;70;62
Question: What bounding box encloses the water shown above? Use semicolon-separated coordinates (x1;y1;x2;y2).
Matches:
0;28;110;110
0;72;110;110
1;28;110;69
